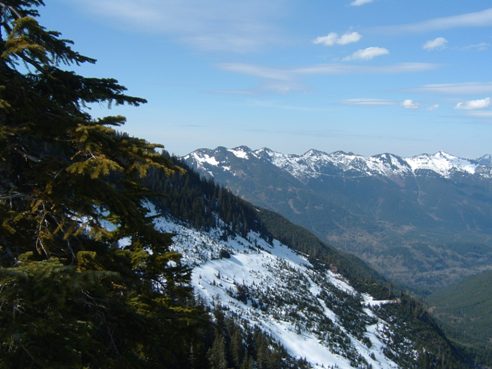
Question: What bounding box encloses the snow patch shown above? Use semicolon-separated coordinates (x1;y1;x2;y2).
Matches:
192;152;220;166
228;147;250;159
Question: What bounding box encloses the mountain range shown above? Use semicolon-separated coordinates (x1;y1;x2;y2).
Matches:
183;146;492;294
186;146;492;180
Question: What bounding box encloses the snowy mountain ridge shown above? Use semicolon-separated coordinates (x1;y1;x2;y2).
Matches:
146;203;417;369
184;146;492;180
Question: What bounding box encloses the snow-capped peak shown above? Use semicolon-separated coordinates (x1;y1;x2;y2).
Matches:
477;154;492;166
366;153;413;177
253;147;287;161
254;147;275;155
228;145;252;159
302;148;330;158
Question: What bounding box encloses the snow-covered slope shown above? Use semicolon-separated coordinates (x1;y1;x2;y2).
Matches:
147;204;421;369
184;146;491;181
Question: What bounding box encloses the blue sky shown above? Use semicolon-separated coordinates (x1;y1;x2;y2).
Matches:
40;0;492;158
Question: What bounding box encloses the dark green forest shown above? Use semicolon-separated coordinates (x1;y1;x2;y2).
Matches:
427;270;492;367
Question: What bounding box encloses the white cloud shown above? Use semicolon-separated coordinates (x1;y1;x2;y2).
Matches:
402;99;419;109
379;7;492;33
455;97;491;110
350;0;373;6
343;47;389;61
428;104;440;111
418;82;492;95
69;0;287;52
343;98;394;106
313;33;338;46
313;32;362;46
423;37;448;50
338;32;362;45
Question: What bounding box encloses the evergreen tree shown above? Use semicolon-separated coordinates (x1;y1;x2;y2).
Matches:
230;326;245;367
240;356;254;369
208;333;228;369
0;1;199;367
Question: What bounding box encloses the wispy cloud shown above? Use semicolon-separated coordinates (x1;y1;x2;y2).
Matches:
343;47;389;61
461;42;490;51
263;81;306;94
248;100;330;112
70;0;287;52
418;82;492;95
219;62;436;94
206;89;257;96
313;32;362;47
220;62;436;80
219;63;292;80
456;97;491;110
423;37;448;50
350;0;373;7
378;7;492;33
402;99;419;109
296;63;435;74
207;81;305;96
467;111;492;118
428;104;440;111
343;98;394;106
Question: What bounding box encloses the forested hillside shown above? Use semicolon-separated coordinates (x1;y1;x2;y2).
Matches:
427;270;492;367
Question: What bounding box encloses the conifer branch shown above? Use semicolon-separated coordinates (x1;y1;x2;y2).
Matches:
0;2;23;20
